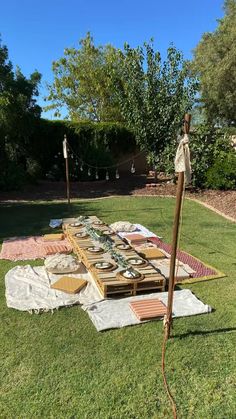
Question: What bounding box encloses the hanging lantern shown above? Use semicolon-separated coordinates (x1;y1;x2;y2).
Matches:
75;160;79;166
95;170;99;180
88;168;91;176
131;161;136;173
71;154;74;159
106;171;109;181
80;164;83;172
54;155;58;159
115;169;120;179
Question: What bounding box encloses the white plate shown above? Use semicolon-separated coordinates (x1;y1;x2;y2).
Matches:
129;258;144;266
75;232;87;238
95;262;112;269
117;244;131;250
87;247;103;253
123;270;140;279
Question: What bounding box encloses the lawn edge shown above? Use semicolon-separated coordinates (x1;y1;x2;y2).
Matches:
1;194;235;223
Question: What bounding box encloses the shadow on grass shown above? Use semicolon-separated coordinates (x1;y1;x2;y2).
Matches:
0;201;93;242
0;176;147;202
174;327;236;339
0;200;166;243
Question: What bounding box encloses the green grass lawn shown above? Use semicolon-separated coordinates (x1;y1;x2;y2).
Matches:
0;196;236;418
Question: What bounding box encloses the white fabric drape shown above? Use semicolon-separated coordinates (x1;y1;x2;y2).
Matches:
5;265;103;312
63;139;68;159
174;133;191;184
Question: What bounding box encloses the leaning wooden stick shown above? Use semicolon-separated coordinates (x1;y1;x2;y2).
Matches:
165;113;191;339
63;134;70;206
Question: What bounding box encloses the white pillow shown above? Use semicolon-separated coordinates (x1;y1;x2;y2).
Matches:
45;254;80;274
110;221;136;233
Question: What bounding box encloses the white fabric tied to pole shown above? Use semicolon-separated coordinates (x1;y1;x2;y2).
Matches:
63;139;68;159
174;133;191;184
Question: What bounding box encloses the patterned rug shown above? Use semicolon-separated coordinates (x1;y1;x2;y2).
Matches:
149;237;226;284
0;236;72;261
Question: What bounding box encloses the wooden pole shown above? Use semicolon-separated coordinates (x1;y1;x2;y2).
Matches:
165;113;191;339
63;134;70;206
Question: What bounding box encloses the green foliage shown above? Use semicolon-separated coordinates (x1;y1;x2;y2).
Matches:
159;126;234;188
29;120;136;181
46;33;123;122
192;0;236;124
189;126;225;188
1;109;135;188
46;34;198;162
206;151;236;189
26;158;42;183
0;162;26;191
111;41;197;165
219;126;236;136
0;38;41;190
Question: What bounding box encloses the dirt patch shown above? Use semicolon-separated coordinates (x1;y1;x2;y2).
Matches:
134;184;236;221
0;176;235;221
191;190;236;221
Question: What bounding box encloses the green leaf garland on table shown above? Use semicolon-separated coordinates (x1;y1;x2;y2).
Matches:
76;216;135;272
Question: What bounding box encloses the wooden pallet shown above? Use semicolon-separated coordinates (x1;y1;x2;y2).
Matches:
63;217;166;297
94;272;165;296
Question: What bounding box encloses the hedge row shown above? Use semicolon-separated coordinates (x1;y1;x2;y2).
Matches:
1;118;235;190
30;120;136;181
0;120;137;190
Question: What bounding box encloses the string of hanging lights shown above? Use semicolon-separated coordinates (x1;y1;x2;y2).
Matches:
131;161;136;174
57;141;141;180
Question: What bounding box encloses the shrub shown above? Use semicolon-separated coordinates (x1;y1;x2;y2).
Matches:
0;119;136;189
0;162;27;191
159;125;234;188
26;158;42;183
206;152;236;190
189;126;220;188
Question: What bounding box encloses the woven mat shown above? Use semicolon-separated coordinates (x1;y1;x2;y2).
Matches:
149;237;226;283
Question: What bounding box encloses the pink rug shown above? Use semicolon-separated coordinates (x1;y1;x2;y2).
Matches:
0;236;72;261
149;237;225;283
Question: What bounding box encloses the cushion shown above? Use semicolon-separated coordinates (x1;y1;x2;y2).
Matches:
44;244;71;256
110;221;136;233
50;276;87;294
130;299;167;321
137;248;166;260
125;234;147;244
45;254;80;274
43;233;64;241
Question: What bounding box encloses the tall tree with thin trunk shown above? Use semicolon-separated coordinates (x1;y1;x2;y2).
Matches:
111;41;196;167
192;0;236;125
0;38;41;190
46;33;123;122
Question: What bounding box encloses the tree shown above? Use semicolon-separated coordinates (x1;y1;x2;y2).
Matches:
46;33;123;122
192;0;236;125
47;35;196;168
0;42;41;129
111;41;196;166
0;39;41;189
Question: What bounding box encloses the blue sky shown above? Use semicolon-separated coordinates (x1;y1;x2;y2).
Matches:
1;0;224;119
